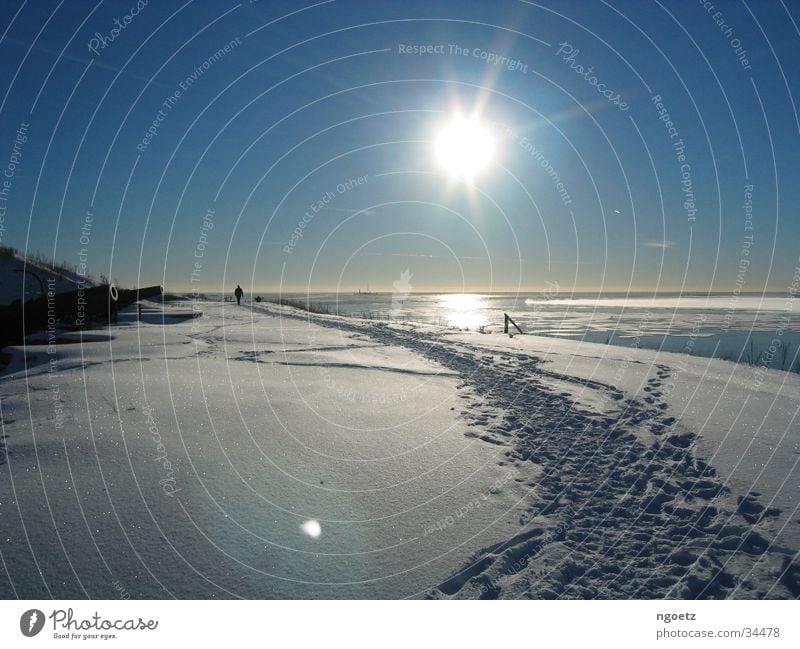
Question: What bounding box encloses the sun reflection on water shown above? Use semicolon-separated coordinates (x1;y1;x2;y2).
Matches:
438;294;490;329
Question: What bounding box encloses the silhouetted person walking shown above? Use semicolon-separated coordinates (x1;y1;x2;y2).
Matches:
234;284;243;305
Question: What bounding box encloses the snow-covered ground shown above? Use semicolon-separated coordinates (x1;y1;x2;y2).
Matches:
1;300;798;599
0;250;99;307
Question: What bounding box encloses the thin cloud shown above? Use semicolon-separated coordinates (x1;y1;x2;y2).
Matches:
327;207;374;216
640;240;676;249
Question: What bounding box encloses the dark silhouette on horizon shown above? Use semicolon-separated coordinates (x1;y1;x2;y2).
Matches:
234;284;243;305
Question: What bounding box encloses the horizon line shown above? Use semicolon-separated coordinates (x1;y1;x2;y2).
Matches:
165;287;793;296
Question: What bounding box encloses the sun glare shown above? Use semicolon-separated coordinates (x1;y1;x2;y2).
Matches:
301;519;322;539
440;293;486;311
435;117;495;181
439;294;489;329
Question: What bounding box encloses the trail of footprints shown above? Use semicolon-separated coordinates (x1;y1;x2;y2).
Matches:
428;343;798;599
289;316;800;598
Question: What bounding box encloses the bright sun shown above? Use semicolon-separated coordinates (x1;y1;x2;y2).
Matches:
435;117;495;181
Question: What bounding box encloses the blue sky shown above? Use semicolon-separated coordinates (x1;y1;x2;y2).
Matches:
0;0;798;293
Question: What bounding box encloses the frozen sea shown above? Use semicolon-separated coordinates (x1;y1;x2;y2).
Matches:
229;292;800;373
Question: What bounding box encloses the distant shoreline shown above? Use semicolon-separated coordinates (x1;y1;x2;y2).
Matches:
191;290;789;298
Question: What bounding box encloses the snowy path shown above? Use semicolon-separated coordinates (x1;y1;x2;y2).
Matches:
266;306;800;599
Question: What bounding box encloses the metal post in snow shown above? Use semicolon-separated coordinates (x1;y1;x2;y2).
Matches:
504;313;523;334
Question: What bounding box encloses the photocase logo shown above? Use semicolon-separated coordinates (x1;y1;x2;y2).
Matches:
391;268;413;315
20;609;45;637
